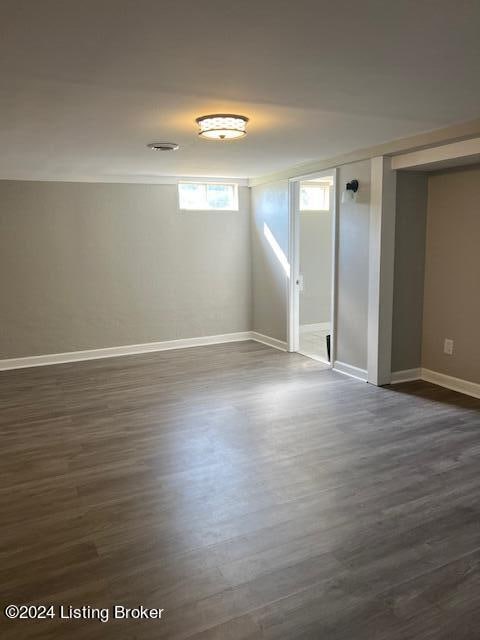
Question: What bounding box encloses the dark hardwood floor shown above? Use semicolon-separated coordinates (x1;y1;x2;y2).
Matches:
1;341;480;639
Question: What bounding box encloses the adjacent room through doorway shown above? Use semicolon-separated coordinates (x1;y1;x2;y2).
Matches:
290;172;336;364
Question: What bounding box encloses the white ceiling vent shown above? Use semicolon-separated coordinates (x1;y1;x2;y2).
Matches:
147;142;179;151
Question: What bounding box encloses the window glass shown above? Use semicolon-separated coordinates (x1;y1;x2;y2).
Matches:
299;184;329;211
178;183;205;209
178;183;238;210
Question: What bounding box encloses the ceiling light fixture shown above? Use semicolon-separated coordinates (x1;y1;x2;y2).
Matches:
196;114;248;140
147;142;179;151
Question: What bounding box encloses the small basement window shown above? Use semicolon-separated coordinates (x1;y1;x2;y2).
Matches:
178;182;239;211
299;183;330;211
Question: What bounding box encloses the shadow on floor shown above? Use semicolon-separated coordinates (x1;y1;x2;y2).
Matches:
386;378;480;411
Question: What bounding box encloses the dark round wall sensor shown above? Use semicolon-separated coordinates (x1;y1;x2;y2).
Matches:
147;142;179;151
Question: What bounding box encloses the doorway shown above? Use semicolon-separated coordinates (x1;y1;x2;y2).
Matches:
288;170;338;365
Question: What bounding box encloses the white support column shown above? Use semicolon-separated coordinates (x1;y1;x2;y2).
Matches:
368;157;397;386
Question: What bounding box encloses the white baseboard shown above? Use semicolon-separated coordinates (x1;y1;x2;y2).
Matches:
0;331;291;371
0;332;254;371
251;332;288;352
300;322;331;333
3;334;478;401
390;367;480;400
333;360;368;382
390;368;422;384
421;368;480;400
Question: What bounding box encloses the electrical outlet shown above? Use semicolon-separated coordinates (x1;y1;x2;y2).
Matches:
444;338;454;356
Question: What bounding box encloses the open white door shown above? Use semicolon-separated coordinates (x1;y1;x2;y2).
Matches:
288;170;338;366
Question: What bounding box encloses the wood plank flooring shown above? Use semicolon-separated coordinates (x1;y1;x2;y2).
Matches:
1;341;480;639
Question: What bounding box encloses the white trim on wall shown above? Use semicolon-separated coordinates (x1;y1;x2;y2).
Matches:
390;368;480;400
367;156;397;386
299;322;331;332
0;333;252;370
391;137;480;171
333;360;368;382
5;334;478;401
0;332;288;371
0;175;249;186
331;168;340;369
390;368;423;383
251;332;288;351
287;179;300;353
421;369;480;400
287;169;338;365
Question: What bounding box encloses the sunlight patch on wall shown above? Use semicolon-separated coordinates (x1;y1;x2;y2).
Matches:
263;222;290;278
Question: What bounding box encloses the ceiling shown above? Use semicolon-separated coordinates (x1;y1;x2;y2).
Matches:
1;0;479;182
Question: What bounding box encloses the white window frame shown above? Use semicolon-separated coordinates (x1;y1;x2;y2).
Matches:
178;181;239;211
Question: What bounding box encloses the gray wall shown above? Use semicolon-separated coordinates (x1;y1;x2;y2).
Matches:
299;208;332;326
335;160;371;371
391;172;428;372
250;180;289;342
0;180;251;358
422;166;480;384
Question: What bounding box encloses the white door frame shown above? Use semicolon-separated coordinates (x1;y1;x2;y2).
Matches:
287;168;339;366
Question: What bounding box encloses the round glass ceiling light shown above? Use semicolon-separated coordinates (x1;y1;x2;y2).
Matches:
196;114;249;140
